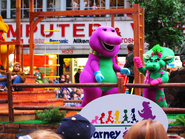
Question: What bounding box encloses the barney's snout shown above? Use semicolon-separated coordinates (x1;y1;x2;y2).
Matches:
102;34;122;45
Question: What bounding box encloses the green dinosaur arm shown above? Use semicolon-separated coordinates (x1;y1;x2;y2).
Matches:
160;71;169;83
137;67;146;76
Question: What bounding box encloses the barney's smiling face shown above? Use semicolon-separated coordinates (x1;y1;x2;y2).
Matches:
89;26;122;57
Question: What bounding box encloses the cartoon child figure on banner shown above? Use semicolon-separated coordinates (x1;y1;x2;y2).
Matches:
78;26;130;107
134;44;174;108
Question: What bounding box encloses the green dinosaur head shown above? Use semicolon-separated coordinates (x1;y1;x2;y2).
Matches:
143;44;174;73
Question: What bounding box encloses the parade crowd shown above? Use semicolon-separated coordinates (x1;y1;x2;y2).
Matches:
18;115;184;139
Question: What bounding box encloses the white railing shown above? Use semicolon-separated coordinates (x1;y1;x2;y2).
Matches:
1;0;129;19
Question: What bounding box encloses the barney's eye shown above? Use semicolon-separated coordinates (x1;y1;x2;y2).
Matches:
103;28;107;31
112;30;115;32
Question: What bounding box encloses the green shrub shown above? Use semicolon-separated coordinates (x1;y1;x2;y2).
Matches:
36;107;66;123
128;0;185;51
172;115;185;126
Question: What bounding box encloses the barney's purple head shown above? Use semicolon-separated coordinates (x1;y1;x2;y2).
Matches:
89;26;122;57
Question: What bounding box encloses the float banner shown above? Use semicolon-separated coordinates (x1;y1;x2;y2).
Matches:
80;94;168;139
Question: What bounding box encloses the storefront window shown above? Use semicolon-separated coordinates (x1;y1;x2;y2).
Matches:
34;0;43;12
21;0;29;18
110;0;124;8
67;0;124;11
47;0;61;11
1;0;7;19
10;0;16;18
47;0;55;11
63;57;126;83
66;0;72;10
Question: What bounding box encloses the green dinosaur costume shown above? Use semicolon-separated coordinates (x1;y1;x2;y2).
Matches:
134;44;174;107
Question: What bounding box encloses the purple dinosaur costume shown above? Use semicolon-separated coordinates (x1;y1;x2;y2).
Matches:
78;26;130;107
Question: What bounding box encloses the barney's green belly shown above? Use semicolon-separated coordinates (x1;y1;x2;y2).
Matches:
99;57;117;91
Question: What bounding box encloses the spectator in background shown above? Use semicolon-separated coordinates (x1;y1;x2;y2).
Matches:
61;88;71;95
53;78;59;83
75;68;81;83
83;0;88;10
180;43;185;67
60;92;68;100
35;2;42;12
69;91;78;100
60;88;70;100
65;91;81;106
86;0;92;10
53;78;60;98
49;0;55;11
97;1;105;16
71;87;77;92
47;79;54;91
65;75;70;83
118;0;124;7
11;62;26;91
61;87;71;94
57;114;95;139
23;4;29;18
60;75;65;83
60;75;72;96
0;64;7;91
76;88;83;100
92;2;98;10
85;0;92;17
72;0;79;10
124;44;134;94
49;79;53;83
81;88;84;95
124;119;168;139
110;0;115;8
98;1;105;9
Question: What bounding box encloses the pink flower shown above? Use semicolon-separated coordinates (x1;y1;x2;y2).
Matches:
151;52;154;57
157;52;162;57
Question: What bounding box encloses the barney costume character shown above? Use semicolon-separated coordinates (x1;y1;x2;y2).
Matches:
78;26;130;107
134;44;174;108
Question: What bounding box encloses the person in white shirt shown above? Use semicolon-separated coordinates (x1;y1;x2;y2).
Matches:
91;2;98;10
83;0;87;10
72;0;79;10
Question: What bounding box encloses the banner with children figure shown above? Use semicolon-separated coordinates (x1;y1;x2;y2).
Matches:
80;94;168;139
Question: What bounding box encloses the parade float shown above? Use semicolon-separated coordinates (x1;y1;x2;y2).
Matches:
0;1;184;138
